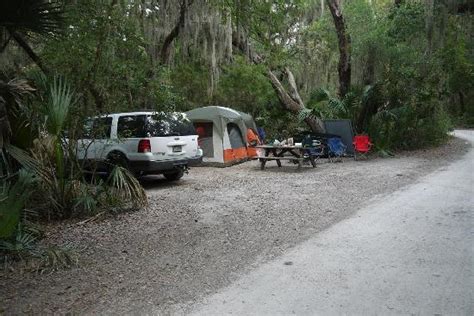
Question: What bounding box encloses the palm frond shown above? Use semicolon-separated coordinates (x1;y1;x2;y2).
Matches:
0;169;35;239
342;92;359;110
0;78;35;148
5;144;53;187
42;77;73;137
0;228;37;255
0;0;64;36
310;88;331;103
297;108;313;122
327;97;347;116
106;166;147;208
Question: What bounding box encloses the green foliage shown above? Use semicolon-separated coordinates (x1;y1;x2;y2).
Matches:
0;170;34;239
307;88;358;120
170;63;209;108
41;1;182;114
0;226;78;272
214;57;277;117
4;76;147;219
0;228;38;258
44;77;74;136
106;166;147;210
368;99;452;150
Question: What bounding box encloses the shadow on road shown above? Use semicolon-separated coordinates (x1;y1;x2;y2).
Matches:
139;175;189;190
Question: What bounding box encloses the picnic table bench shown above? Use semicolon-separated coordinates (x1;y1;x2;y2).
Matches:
254;145;317;170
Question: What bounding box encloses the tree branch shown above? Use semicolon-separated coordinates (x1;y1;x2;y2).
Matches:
10;31;48;75
233;30;324;133
285;67;304;106
159;0;194;65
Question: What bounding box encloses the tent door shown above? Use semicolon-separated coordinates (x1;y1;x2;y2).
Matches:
227;123;246;149
195;122;214;158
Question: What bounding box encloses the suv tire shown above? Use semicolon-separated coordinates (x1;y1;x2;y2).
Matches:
163;169;184;181
106;151;129;173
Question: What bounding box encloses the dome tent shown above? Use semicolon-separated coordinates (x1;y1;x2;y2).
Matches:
186;106;252;166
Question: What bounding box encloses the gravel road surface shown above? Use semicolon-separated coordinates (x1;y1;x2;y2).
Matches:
0;134;470;314
188;130;474;315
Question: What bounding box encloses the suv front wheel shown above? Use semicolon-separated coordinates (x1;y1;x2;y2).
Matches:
163;169;184;181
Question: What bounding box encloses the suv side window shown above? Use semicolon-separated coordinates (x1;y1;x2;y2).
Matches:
82;117;112;139
117;115;146;138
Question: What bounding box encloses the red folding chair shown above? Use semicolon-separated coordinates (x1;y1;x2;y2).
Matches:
353;135;373;160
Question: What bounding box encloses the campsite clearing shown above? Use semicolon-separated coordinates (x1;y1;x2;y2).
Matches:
0;136;470;315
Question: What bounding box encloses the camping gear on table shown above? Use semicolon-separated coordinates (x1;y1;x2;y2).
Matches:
302;134;324;162
294;132;340;158
353;135;373;160
327;137;347;162
186;106;258;166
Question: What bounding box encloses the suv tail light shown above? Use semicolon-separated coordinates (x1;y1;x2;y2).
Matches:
138;139;151;153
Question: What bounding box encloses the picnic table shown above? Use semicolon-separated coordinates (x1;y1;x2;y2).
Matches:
255;145;317;170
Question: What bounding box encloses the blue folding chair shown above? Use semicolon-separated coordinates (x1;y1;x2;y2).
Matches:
327;137;347;162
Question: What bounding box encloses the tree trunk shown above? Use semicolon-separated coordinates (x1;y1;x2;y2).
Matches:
328;0;351;98
84;0;118;111
10;31;48;75
459;91;465;114
232;29;325;133
363;44;375;85
425;0;434;54
268;70;325;133
159;0;194;65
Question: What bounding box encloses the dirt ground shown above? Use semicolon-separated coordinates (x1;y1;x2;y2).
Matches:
0;136;470;315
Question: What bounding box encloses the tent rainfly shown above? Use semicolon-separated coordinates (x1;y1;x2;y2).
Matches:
186;106;256;166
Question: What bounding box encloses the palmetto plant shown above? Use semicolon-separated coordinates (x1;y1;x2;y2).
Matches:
5;77;147;217
0;78;35;149
0;228;38;259
307;87;360;121
0;1;64;149
0;0;63;72
107;166;148;209
0;169;35;239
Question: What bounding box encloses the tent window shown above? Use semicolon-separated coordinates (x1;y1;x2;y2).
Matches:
227;123;245;149
195;122;214;158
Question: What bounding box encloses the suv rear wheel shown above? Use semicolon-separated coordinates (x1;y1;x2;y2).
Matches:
163;169;184;181
106;151;129;173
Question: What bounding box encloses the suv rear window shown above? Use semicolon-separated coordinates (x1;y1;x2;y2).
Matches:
82;117;113;139
118;115;146;138
146;113;195;137
117;113;196;138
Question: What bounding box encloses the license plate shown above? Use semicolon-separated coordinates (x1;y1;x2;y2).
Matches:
172;146;182;152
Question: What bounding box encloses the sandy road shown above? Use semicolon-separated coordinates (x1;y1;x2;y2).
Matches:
189;130;474;315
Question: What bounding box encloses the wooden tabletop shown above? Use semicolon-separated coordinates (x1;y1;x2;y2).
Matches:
255;145;304;149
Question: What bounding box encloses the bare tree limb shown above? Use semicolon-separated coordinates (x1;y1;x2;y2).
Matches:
268;69;325;133
285;67;305;106
233;29;325;133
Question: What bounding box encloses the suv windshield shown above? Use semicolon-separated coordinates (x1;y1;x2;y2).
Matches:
117;113;196;138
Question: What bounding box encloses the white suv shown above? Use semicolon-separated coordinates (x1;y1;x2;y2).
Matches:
76;111;203;180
